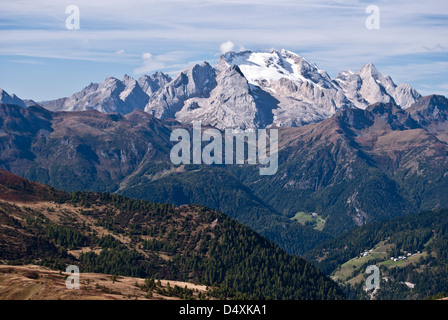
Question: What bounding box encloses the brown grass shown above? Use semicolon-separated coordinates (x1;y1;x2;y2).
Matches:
0;265;208;300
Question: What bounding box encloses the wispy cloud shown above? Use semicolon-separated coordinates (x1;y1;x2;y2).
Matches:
8;59;45;65
133;51;201;76
0;0;447;100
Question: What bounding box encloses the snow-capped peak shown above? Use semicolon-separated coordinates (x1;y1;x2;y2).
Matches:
220;49;331;89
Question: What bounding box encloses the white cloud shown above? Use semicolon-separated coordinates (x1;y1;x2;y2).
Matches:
220;41;235;54
134;51;196;75
134;52;170;74
142;52;153;60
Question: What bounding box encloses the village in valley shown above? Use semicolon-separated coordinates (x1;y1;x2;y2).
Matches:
330;239;427;291
359;250;421;262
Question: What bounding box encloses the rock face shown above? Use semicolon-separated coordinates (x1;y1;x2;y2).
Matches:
137;72;172;96
29;49;422;129
144;62;217;120
172;64;262;129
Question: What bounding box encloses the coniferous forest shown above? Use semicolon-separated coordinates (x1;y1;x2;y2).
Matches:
0;171;344;300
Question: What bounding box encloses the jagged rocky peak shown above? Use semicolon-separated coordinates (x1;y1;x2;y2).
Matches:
122;73;134;83
174;61;259;130
32;48;427;129
183;61;217;93
100;76;124;92
366;101;401;113
408;95;448;125
0;88;26;108
394;83;423;109
357;63;395;106
84;82;100;91
359;63;384;80
144;61;218;119
144;48;425;129
37;71;172;115
366;102;421;130
138;72;172;96
336;63;421;110
121;74;138;90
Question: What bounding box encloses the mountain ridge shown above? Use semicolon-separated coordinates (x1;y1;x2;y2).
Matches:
4;49;425;130
1;94;448;257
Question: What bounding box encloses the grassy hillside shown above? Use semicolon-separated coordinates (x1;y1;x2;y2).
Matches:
0;169;344;300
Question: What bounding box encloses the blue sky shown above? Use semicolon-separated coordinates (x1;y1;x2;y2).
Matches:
0;0;447;101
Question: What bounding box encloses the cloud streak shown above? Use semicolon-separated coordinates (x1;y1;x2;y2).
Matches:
133;51;196;75
0;0;447;99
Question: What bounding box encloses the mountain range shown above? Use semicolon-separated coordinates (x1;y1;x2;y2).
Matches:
2;49;422;130
39;72;172;115
1;93;448;256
